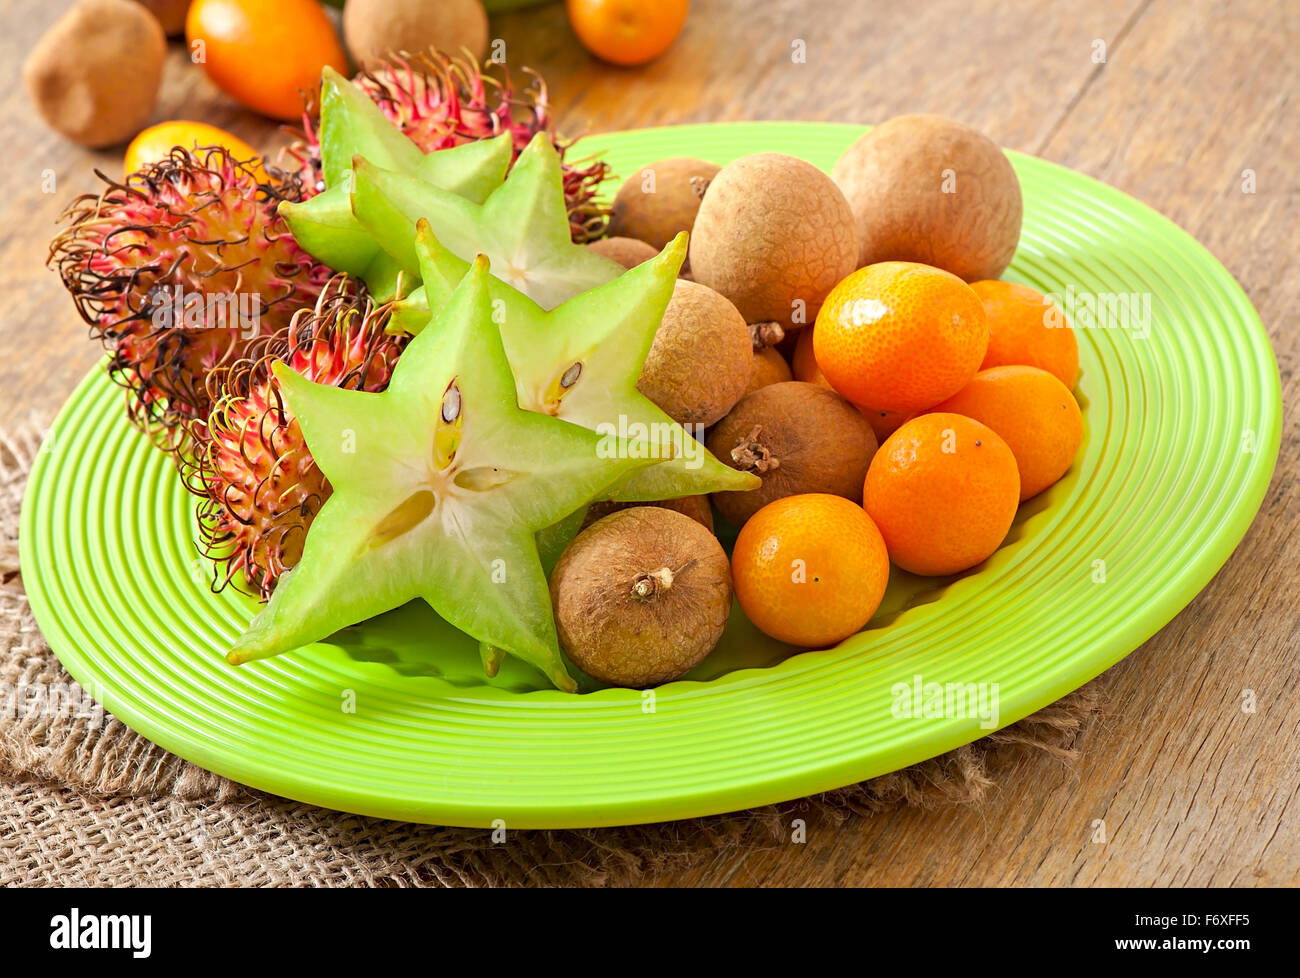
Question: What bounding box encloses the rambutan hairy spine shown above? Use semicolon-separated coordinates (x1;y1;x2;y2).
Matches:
281;48;612;242
183;276;406;600
47;146;330;456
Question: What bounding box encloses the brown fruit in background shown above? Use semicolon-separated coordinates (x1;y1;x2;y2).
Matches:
608;157;720;250
689;153;857;329
24;0;166;148
135;0;190;34
743;345;793;396
637;279;752;427
832;114;1023;282
707;381;878;527
551;508;732;688
586;235;658;269
343;0;489;69
584;495;714;534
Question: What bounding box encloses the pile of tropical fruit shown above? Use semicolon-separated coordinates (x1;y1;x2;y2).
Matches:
43;46;1081;691
598;114;1082;682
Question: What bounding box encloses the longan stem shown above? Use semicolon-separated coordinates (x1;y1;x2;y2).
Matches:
630;559;698;601
749;320;785;351
731;426;780;474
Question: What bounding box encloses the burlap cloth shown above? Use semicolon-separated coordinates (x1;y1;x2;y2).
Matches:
0;416;1102;886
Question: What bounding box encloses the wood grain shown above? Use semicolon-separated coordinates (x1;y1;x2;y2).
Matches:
1;0;1294;886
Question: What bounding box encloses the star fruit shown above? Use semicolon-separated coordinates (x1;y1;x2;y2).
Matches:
279;65;513;295
386;216;761;502
346;130;624;311
226;256;661;691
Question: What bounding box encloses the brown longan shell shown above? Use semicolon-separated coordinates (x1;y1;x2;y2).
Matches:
586;236;659;269
637;279;752;427
550;508;732;688
23;0;166;148
707;381;878;527
343;0;489;69
584;494;714;534
608;157;720;251
688;153;858;328
831;113;1023;282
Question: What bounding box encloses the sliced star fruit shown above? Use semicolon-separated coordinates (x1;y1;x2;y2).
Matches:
375;219;761;502
226;256;660;692
347;131;623;311
479;503;587;678
280;66;511;289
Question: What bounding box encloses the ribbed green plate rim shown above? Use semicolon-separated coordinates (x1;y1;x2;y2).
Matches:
20;122;1281;828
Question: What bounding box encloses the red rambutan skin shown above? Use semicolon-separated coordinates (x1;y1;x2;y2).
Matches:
184;277;406;601
282;49;612;242
48;146;331;450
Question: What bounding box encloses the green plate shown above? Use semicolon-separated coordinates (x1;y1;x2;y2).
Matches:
20;122;1281;828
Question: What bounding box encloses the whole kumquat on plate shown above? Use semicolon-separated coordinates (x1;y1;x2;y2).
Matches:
971;279;1079;389
929;365;1084;500
813;261;990;414
731;493;890;648
864;413;1020;576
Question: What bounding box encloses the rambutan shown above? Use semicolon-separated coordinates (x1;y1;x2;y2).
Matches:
283;49;611;242
184;276;406;600
48;146;330;448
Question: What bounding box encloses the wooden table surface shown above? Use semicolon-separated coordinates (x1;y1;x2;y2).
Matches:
2;0;1295;886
